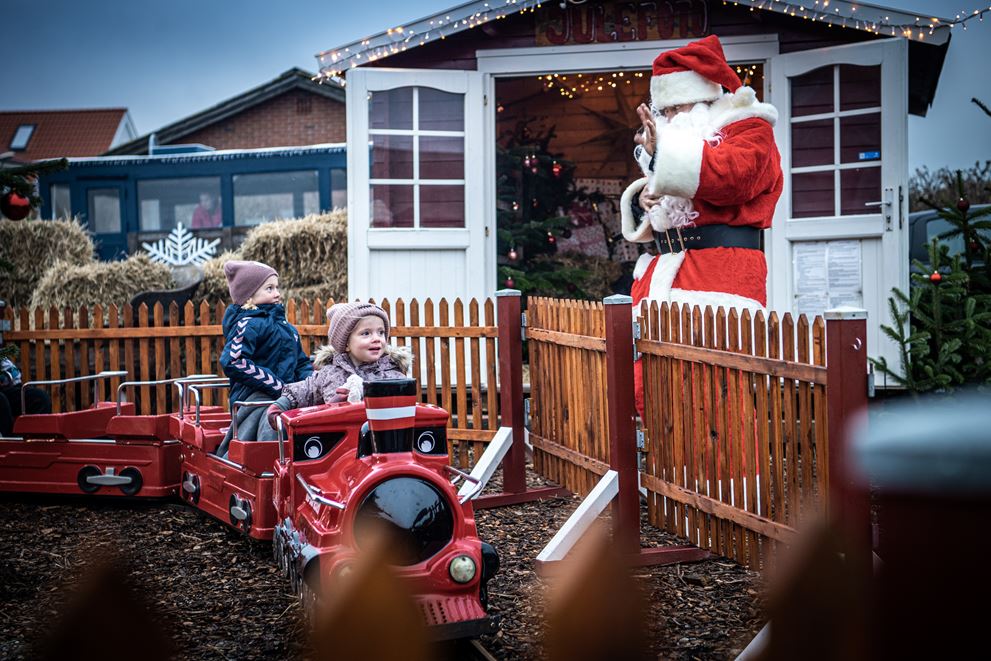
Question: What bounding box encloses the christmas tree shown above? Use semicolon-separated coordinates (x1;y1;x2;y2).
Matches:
871;174;991;393
496;119;620;299
0;157;68;221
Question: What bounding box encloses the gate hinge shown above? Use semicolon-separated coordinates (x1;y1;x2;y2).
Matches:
867;363;876;398
633;320;642;361
636;429;646;450
521;311;527;341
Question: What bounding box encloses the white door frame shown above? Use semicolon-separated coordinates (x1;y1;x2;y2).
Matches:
769;37;908;371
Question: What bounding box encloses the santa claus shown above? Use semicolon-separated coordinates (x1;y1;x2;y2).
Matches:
622;35;783;415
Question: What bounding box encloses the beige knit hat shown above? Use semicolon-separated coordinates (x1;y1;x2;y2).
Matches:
326;302;390;354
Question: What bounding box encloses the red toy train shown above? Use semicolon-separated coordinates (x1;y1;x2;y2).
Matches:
0;371;501;640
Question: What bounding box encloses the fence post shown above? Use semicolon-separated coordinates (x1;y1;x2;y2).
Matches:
603;294;640;554
824;307;870;552
474;290;570;509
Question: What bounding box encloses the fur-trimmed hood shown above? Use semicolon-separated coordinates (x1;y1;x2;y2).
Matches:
312;343;412;373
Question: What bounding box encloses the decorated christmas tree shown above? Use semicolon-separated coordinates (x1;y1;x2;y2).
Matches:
871;175;991;393
0;158;68;221
496;119;620;299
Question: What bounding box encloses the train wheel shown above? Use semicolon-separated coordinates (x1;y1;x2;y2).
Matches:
77;466;101;493
181;472;200;504
118;468;143;496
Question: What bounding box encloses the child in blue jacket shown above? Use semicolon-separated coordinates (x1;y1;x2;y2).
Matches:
217;260;311;453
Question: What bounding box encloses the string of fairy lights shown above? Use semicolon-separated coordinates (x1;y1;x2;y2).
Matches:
315;1;991;84
537;64;758;100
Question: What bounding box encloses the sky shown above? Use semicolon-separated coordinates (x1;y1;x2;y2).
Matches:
2;0;989;172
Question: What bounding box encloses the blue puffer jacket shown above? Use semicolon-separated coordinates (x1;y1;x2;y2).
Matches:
219;304;313;405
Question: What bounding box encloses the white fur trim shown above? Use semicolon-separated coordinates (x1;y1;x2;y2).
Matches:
649;127;703;199
668;288;765;317
651;70;721;108
646;252;687;303
620;177;653;243
707;86;778;129
632;253;655;281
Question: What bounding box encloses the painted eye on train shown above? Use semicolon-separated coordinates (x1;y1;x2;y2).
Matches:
294;431;345;462
353;477;454;566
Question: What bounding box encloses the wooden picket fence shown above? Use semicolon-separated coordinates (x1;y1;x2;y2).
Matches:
527;296;852;570
638;302;827;569
1;297;500;468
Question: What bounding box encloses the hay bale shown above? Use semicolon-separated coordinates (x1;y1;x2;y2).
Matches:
282;283;344;307
238;210;347;292
197;250;239;305
30;254;173;310
0;218;94;306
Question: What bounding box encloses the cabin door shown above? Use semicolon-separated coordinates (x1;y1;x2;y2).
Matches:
77;181;128;260
345;68;490;307
769;37;909;377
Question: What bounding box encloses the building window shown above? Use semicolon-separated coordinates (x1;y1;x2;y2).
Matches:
789;64;882;219
138;177;222;231
368;86;465;228
50;184;71;220
233;170;319;226
87;189;121;234
10;124;35;151
331;168;347;210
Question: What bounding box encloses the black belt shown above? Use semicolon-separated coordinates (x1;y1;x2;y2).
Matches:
652;225;761;255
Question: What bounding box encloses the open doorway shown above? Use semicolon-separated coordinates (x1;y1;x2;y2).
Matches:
494;63;765;298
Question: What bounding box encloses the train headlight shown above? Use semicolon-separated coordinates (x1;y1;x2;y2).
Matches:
449;554;477;584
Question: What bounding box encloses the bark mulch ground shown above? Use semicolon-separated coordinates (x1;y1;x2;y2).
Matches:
0;470;764;660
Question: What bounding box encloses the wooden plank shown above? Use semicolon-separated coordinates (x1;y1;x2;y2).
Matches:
93;306;105;382
680;303;698;545
469;299;483;461
16;307;29;382
740;310;761;567
184;302;196;395
485;299;498;433
782;313;798;527
78;306;91;408
215;301;227;409
727;309;746;563
49;307;61;413
108;306;122;395
670;304;686;539
767;313;786;525
63;308;77;409
423;300;437;408
691;305;712;552
641;473;798;544
154;303;166;414
138;303;151;414
439;300;453;460
637;338;827;384
170;302;181;412
714;308;733;560
454;299;469;469
199;301;212;407
530;432;610;478
447;428;498;442
527;327;607;352
33;308;44;389
797;315;814;516
813;316;829;510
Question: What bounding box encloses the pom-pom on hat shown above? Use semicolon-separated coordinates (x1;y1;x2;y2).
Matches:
326;302;390;354
650;35;742;109
224;260;278;306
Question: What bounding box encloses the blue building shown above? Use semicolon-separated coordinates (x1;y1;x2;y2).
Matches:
39;143;347;260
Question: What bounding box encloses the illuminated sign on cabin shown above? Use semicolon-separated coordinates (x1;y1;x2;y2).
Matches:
537;0;708;47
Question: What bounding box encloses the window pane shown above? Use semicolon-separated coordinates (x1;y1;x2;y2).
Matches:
370;87;413;130
10;124;34;150
791;119;833;167
87;189;121;234
418;88;464;131
840;64;881;111
50;184;71;220
791;66;833;117
233;170;318;226
370;185;414;228
331;168;347;209
419;136;464;180
138;177;222;231
792;171;834;218
840;113;881;164
419;185;464;228
371;134;413;179
840;167;881;216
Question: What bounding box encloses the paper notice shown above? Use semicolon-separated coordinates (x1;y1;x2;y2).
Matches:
792;240;863;319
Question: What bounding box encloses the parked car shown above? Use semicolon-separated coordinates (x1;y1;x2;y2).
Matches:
908;204;990;270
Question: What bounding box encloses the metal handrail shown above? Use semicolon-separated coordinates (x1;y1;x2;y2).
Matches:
444;464;479;487
295;473;345;510
276;416;286;464
445;465;483;505
22;370;128;413
116;374;217;414
230;399;277;441
187;382;231;426
174;376;228;413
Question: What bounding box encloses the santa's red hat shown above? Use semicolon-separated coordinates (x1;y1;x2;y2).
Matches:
651;35;742;109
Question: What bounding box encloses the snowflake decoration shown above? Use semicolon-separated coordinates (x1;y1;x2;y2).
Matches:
142;222;220;266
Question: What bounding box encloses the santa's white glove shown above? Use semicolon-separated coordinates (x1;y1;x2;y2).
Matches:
344;374;364;403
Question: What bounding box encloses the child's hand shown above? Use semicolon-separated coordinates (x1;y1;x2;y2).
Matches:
266;402;286;429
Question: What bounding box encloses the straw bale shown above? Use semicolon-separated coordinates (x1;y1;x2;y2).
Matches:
238;209;347;290
30;254;173;310
196;250;240;305
0;218;94;306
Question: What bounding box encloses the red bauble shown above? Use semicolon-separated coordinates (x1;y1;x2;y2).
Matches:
508;248;518;261
551;160;563;177
930;271;942;283
547;234;556;245
504;277;515;289
957;197;970;213
1;192;31;221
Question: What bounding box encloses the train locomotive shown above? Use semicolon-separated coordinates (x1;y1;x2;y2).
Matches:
0;371;500;640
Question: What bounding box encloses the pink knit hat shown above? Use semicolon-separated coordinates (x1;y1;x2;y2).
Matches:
326;302;390;354
224;260;278;305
